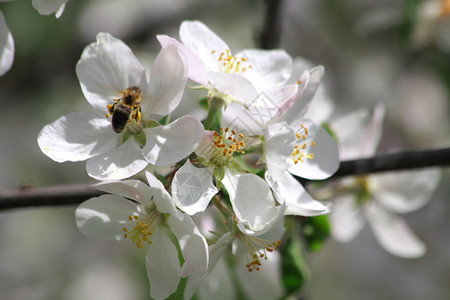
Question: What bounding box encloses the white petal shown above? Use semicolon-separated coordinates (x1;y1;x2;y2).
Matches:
179;20;229;72
207;71;259;104
265;122;296;180
281;66;324;126
238;49;292;91
197;258;235;300
157;34;208;85
227;84;297;132
194;130;216;159
184;233;233;300
331;109;371;160
0;11;14;76
146;228;181;300
365;202;426;258
76;32;147;113
303;85;335;124
93;180;152;205
370;168;441;213
144;45;188;117
142;116;204;165
222;172;282;235
38;112;118;163
75;194;138;241
86;137;148;180
145;171;183;220
329;195;365;242
360;103;385;157
236;251;283;300
32;0;67;16
266;171;332;216
172;160;218;215
167;214;209;276
287;119;340;180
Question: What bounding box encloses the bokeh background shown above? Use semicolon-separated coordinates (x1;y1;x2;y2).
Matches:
0;0;449;299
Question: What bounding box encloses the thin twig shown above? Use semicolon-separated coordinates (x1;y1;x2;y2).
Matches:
331;147;450;178
1;147;449;211
0;184;102;211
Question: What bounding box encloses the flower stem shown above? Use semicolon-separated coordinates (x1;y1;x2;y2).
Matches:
203;97;224;130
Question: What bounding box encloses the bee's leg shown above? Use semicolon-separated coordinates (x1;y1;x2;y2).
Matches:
136;107;142;122
131;107;142;122
106;103;116;118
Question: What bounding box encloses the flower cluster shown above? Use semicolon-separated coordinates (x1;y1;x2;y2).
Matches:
36;19;441;299
36;20;340;298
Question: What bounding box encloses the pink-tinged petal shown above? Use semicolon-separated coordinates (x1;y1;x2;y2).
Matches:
360;103;385;157
75;194;139;241
86;138;148;180
370;168;441;213
265;123;296;180
184;233;233;300
237;49;292;91
329;195;365;242
222;171;283;235
167;214;209;276
207;71;259;104
172;160;218;215
287;119;340;180
365;202;426;258
38;112;119;163
288;57;315;83
142;115;203;165
281;66;324;126
144;171;183;220
146;228;181;300
179;20;229;72
144;45;188;117
0;11;14;76
236;251;283;300
32;0;67;16
93;180;152;205
266;171;332;216
76;32;147;113
157;35;208;85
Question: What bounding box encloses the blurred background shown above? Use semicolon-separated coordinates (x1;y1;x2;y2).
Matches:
0;0;449;299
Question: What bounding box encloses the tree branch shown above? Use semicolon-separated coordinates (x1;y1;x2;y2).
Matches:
1;147;449;211
259;0;284;49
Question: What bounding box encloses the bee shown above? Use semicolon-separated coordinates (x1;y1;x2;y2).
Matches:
106;86;142;133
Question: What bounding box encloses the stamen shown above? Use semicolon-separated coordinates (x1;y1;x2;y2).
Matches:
209;128;246;167
237;232;281;272
291;124;315;164
122;209;164;249
211;49;252;75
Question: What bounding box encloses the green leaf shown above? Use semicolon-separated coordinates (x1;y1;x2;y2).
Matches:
301;215;330;252
281;235;310;296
